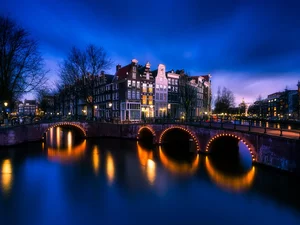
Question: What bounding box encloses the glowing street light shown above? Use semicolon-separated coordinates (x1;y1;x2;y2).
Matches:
4;102;8;107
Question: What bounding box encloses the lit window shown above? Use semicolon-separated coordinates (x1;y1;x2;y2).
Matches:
148;84;153;93
148;96;153;105
142;95;147;104
142;83;147;92
128;80;131;88
146;72;149;80
137;81;140;88
136;91;140;99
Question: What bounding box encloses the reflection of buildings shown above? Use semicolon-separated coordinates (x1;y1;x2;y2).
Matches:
1;159;13;195
159;147;199;175
137;142;156;185
205;156;255;193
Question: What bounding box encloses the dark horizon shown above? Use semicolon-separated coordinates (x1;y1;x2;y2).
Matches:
1;0;300;104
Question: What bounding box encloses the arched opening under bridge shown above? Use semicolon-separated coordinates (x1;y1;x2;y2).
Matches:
137;126;156;145
159;126;200;154
205;133;255;175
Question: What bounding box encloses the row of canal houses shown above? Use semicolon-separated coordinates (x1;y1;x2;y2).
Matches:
58;59;212;122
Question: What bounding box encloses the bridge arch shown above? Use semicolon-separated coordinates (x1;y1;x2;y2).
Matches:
137;125;156;141
43;122;87;138
205;133;256;162
159;126;200;152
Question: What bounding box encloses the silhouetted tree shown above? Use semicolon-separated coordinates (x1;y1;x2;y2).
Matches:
178;73;197;120
214;86;235;114
59;44;112;118
0;16;48;109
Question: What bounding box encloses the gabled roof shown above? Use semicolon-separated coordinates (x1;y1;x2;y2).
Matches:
114;64;131;81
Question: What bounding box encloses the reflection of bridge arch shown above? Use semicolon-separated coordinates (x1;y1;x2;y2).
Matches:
159;126;200;152
47;140;87;163
137;126;156;140
205;156;256;193
137;142;156;184
159;146;199;175
43;122;87;138
205;133;256;162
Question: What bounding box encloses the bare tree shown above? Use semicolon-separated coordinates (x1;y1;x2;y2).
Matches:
59;44;112;118
179;74;197;120
214;86;235;114
0;16;48;109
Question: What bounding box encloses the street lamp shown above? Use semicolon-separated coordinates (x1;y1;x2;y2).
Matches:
3;102;8;120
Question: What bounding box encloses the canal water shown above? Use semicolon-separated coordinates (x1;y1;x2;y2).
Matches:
0;127;299;225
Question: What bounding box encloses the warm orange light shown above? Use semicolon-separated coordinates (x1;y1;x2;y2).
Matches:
159;147;199;175
47;140;86;164
106;152;115;185
205;156;255;193
1;159;13;195
92;146;100;176
137;142;156;185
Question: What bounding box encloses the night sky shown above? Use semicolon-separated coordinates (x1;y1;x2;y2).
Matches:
1;0;300;104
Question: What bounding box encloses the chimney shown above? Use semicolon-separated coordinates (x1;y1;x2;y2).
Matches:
101;71;105;75
116;64;121;72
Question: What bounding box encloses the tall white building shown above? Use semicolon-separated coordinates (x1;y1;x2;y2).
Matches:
153;64;168;117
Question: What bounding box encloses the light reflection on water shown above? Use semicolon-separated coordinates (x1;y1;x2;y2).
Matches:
46;127;86;163
159;146;199;176
205;156;256;193
92;145;100;176
1;127;299;225
137;142;156;185
106;152;115;185
1;159;13;196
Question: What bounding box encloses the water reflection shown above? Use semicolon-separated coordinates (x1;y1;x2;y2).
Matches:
47;140;87;164
92;146;100;176
159;146;199;175
56;127;61;149
106;152;115;185
137;142;156;185
205;156;255;193
1;159;13;196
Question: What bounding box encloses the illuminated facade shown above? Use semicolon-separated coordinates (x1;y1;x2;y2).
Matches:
153;64;168;117
113;59;155;122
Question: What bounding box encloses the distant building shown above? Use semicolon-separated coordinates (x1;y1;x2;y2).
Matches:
19;99;38;116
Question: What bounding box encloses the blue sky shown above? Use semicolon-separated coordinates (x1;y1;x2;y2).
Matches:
1;0;300;104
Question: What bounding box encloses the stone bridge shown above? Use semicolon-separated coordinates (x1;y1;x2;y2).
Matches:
0;121;300;174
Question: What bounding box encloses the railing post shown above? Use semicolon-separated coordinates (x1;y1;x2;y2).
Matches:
209;118;212;128
280;128;282;136
234;120;236;130
221;118;223;128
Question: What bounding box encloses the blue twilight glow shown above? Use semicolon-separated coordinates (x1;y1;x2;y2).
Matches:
1;0;300;103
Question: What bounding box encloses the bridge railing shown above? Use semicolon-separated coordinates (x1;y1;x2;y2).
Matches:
1;117;300;140
137;119;300;140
